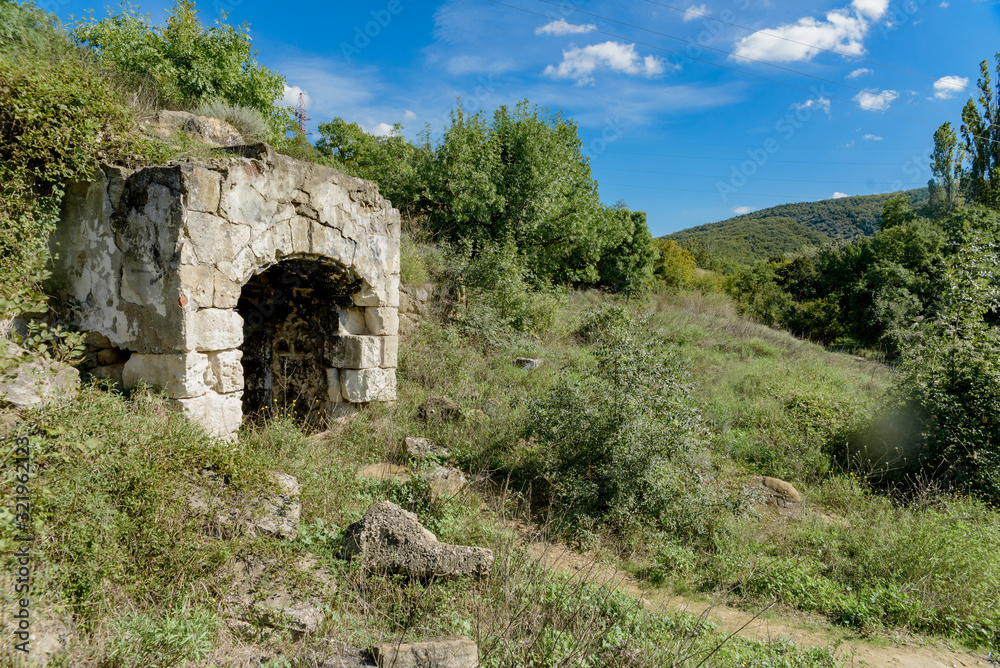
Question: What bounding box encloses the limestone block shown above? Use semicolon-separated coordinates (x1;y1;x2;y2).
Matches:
309;181;350;226
250;228;275;264
343;501;492;580
184;308;244;352
209;350;243;394
364;307;398;336
0;351;80;409
180;265;214;308
214;273;242;308
174;391;243;440
341;368;396;403
353;284;381;307
122;352;216;399
338;308;368;335
184;211;241;264
289;216;311;253
381;336;398;369
181;165;221;213
326;368;342;403
326;402;360;422
216;246;255;284
273;219;294;257
326;335;381;370
311;222;356;267
386;275;400;308
371;637;478;668
219;171;275;232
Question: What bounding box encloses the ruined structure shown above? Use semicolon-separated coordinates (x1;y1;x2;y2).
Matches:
51;144;400;440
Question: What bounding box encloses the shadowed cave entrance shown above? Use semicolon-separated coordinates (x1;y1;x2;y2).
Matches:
237;258;361;424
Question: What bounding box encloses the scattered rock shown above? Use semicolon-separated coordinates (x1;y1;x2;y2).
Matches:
217;554;334;638
357;462;410;481
418;396;462;422
0;347;80;410
188;470;301;539
314;644;377;667
370;636;478;668
344;501;493;579
513;357;543;371
405;437;450;460
420;466;468;498
149;110;245;146
249;590;324;635
747;475;802;510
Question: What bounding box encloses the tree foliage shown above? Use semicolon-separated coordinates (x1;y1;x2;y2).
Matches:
73;0;285;132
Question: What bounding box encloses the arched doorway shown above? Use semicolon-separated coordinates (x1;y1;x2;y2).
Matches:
237;258;360;424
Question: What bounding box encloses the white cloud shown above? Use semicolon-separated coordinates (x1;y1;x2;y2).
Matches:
733;0;892;64
939;1;949;7
733;10;867;62
852;0;889;20
847;67;873;78
282;85;312;109
854;88;899;111
544;41;666;85
683;4;710;21
863;133;883;140
832;192;850;199
404;110;417;121
732;205;754;215
933;75;969;99
363;122;395;137
535;19;596;35
793;97;832;114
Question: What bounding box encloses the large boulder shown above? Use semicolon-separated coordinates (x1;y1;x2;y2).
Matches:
405;436;450;460
149;110;245;146
343;501;493;580
418;396;462;422
371;636;478;668
0;345;80;410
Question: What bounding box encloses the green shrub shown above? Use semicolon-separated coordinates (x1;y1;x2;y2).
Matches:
193;98;269;141
108;602;218;668
399;234;429;285
73;0;285;133
522;307;727;541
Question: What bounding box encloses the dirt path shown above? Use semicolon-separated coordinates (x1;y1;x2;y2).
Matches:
517;527;995;668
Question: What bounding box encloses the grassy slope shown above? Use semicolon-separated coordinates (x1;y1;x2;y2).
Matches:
5;282;998;666
666;188;930;265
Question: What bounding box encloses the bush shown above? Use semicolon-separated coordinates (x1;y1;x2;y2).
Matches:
73;0;285;134
108;602;218;668
193;98;269;141
522;306;726;541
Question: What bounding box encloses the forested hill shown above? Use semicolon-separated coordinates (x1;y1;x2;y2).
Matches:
665;188;929;266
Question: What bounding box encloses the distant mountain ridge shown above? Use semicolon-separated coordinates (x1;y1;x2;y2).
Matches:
665;188;929;266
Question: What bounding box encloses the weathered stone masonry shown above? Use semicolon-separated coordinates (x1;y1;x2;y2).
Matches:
51;144;400;440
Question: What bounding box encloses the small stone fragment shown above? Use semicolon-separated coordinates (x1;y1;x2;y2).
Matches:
418;396;462;422
405;437;450;460
513;357;543;370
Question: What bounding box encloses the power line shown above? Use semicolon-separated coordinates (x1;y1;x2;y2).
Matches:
596;166;921;186
643;0;969;91
594;150;927;165
530;0;960;119
484;0;944;128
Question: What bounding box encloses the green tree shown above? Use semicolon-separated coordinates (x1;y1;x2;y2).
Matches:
653;238;697;289
315;118;428;219
894;214;1000;502
929;122;961;211
959;54;1000;208
597;205;657;296
73;0;284;132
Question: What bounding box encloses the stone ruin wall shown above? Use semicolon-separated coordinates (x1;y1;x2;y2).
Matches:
51;144;400;439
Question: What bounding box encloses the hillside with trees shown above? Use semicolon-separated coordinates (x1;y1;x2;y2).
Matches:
667;188;929;268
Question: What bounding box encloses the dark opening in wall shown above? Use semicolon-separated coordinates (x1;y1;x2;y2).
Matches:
236;258;359;424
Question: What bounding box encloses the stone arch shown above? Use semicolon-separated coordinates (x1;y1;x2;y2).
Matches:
51;144;400;440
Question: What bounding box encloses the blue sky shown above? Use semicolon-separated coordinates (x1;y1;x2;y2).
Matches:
50;0;1000;235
